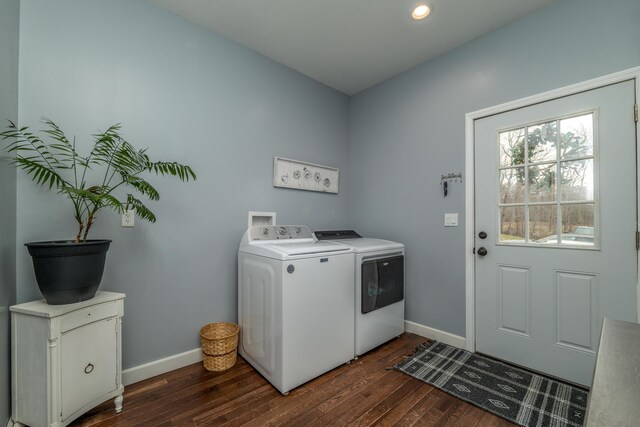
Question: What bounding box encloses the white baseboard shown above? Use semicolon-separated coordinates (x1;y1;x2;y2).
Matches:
404;320;466;350
121;322;465;386
122;348;202;386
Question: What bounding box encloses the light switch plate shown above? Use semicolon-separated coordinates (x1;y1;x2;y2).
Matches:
444;213;458;227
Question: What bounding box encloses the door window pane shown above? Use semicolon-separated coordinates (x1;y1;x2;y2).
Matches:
560;159;594;201
560;114;593;159
561;204;595;246
499;128;525;167
496;111;596;248
500;168;525;204
528;121;557;163
528;163;556;203
529;205;558;243
500;206;526;242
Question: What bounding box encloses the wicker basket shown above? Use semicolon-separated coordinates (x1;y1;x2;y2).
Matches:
203;351;238;372
200;322;240;371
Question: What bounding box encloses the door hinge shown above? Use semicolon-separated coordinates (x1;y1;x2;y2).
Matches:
635;104;638;122
636;231;639;250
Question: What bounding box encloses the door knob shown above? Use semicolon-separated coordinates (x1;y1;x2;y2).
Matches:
478;231;487;239
477;247;488;256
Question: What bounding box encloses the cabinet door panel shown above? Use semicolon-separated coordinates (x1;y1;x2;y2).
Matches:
61;317;117;420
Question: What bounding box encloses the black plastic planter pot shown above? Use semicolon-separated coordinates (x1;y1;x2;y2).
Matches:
25;240;112;305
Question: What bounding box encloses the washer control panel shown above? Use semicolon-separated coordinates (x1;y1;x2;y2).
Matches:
314;230;362;240
250;225;313;241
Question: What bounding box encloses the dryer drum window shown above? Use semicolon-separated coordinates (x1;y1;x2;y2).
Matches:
361;255;404;314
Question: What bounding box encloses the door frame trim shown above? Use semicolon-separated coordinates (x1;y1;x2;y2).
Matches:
465;66;640;352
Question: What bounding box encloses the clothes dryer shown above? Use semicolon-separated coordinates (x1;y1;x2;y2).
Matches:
238;225;354;394
315;230;405;356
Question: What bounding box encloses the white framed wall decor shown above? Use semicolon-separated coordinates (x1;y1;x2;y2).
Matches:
273;157;339;194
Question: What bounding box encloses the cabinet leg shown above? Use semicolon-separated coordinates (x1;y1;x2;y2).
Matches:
114;394;124;413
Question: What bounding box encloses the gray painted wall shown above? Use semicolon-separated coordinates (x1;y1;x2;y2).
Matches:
350;0;640;337
0;0;19;423
13;0;640;376
17;0;351;368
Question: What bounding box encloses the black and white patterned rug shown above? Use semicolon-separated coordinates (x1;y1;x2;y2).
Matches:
394;341;588;427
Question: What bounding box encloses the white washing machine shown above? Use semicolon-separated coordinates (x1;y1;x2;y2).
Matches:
315;230;405;356
238;225;355;394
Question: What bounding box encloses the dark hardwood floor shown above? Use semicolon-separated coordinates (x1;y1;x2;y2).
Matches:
71;333;516;426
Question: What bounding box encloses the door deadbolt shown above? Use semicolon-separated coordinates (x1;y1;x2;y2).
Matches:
478;231;487;239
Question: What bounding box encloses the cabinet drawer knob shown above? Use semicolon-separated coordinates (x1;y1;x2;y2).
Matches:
84;363;94;374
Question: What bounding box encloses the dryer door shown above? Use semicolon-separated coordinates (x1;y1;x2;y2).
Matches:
361;255;404;314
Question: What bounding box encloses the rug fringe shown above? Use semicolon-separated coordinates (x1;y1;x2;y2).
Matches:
387;339;434;370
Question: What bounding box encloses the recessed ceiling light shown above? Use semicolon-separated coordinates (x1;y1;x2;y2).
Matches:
411;4;431;20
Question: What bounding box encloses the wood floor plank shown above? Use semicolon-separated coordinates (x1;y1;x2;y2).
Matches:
314;371;413;425
387;387;443;426
476;410;505;427
130;370;267;426
454;403;489;427
350;376;423;426
372;382;435;426
239;337;417;427
218;361;358;426
432;396;467;426
70;333;517;427
237;363;377;426
274;341;422;426
415;391;459;426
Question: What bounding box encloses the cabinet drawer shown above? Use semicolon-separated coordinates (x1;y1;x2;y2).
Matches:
61;318;117;420
61;301;118;333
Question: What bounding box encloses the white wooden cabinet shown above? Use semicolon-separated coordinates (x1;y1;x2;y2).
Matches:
10;291;125;427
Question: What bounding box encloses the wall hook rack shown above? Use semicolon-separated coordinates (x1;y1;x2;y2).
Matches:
441;173;462;197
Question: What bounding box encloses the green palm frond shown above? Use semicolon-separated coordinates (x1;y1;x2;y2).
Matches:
147;161;196;181
40;118;82;166
98;193;126;214
62;186;125;213
112;142;147;175
123;175;160;201
60;186;103;204
89;124;124;165
13;156;67;189
0;120;67;171
127;194;157;223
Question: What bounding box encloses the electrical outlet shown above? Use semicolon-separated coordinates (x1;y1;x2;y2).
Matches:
121;210;135;227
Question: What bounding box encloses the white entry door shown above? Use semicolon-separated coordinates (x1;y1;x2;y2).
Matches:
474;80;638;387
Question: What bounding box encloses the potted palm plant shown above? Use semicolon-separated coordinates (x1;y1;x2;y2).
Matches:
1;118;196;305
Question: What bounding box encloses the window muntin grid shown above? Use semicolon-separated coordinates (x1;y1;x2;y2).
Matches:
497;112;596;248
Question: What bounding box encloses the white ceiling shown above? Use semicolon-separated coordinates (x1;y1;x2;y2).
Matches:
150;0;557;95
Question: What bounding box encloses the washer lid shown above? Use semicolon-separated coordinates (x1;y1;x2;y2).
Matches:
314;230;403;253
330;237;403;253
240;240;351;260
276;241;351;256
